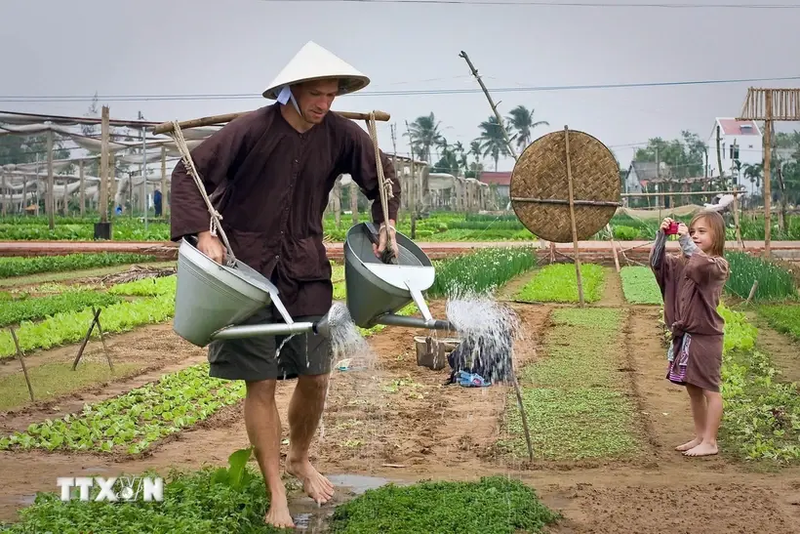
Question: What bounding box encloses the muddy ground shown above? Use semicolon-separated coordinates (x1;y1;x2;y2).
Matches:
1;270;800;532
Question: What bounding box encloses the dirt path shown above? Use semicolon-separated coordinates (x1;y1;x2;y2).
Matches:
597;267;624;307
496;268;538;301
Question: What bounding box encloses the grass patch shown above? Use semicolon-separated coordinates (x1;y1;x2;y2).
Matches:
756;304;800;342
619;266;662;305
725;251;798;302
330;476;561;533
515;263;605;303
0;362;141;412
503;308;640;460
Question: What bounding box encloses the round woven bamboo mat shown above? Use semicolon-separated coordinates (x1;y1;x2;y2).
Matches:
510;129;620;242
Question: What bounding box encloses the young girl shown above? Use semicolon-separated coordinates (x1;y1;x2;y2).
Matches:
650;210;729;457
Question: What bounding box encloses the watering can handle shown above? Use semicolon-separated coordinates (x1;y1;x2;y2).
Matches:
363;223;397;265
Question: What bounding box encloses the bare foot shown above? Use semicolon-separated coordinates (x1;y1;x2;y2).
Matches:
264;496;295;530
683;442;718;457
286;457;335;504
675;437;702;451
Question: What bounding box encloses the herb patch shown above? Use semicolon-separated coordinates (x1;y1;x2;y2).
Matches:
502;308;640;460
1;451;286;533
725;251;798;302
515;263;605;303
426;247;537;298
330;476;561;534
620;266;662;305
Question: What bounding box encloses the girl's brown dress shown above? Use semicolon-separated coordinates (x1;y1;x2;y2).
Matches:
650;232;730;392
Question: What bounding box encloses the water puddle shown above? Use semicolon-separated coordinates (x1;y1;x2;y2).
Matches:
290;474;395;532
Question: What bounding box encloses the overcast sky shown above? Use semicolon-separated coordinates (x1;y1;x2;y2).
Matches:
2;0;799;172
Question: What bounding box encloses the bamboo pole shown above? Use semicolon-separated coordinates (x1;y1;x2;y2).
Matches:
99;106;110;224
79;160;85;216
46;129;54;230
564;126;585;307
763;91;773;258
151;109;391;134
10;328;34;402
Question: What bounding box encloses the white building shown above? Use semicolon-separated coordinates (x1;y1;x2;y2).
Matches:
706;118;763;195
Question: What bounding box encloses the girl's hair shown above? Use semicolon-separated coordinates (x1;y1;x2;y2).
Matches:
689;210;726;257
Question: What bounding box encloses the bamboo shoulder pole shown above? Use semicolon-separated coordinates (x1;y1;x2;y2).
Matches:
152;109;391;135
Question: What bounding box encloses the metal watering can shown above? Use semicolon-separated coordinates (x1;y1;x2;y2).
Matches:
172;223;452;347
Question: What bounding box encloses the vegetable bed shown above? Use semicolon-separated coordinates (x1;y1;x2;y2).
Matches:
502;308;641;460
515;263;605;304
756;304;800;342
724;251;798;302
619;266;662;305
0;253;159;279
0;364;244;455
426;246;537;298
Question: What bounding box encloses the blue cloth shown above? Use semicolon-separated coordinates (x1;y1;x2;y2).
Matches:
456;371;491;387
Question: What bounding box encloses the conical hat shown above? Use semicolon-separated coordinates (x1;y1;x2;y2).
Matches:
262;41;370;99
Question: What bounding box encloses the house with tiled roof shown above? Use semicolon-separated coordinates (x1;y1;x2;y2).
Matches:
707;118;763;194
479;171;511;202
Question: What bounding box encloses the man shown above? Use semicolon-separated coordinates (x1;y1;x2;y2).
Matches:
169;41;400;529
153;187;163;218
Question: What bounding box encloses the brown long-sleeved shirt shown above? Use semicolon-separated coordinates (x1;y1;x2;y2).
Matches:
170;103;401;317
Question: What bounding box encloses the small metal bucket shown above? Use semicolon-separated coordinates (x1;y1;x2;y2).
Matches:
344;223;443;329
173;237;279;346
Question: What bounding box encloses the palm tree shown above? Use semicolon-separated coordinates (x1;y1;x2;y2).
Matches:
406;113;444;164
743;162;763;189
506;105;549;151
475;116;512;171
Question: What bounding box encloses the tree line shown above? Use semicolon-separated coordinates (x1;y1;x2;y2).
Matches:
404;105;549;177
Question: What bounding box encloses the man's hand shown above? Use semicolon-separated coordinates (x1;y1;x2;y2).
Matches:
197;231;226;264
373;219;399;261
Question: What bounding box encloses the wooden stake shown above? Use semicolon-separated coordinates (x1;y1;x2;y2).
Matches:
746;280;759;304
731;191;745;250
564;126;585;307
72;308;113;371
509;365;534;463
9;327;34;402
606;223;621;273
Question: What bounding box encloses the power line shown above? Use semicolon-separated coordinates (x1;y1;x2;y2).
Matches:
258;0;800;8
2;74;800;103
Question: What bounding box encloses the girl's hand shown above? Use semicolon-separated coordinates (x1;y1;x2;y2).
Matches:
677;223;689;237
660;218;673;232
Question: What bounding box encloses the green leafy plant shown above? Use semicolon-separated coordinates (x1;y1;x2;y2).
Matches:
502;308;640;460
515;263;605;303
619;266;663;305
0;290;121;327
330;476;561;533
0;364;244;454
724;251;798;302
0;294;174;360
426;247;537;298
108;275;177;296
757;304;800;342
0;253;158;278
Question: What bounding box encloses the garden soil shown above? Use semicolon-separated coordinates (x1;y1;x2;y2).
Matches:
1;298;800;532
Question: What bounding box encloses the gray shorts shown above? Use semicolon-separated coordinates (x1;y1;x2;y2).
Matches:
207;307;332;382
